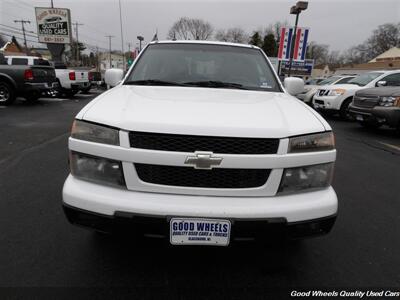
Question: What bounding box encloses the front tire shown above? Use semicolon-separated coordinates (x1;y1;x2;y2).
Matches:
339;98;353;120
0;81;16;105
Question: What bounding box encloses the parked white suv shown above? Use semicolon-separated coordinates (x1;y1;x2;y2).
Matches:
297;75;355;104
62;41;337;246
313;70;400;119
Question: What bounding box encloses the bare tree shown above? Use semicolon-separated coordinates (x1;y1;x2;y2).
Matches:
168;17;213;40
306;42;330;65
214;27;248;43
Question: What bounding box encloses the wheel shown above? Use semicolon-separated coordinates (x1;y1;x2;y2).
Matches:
339;98;353;120
0;81;16;105
81;86;91;94
24;92;40;103
63;90;77;98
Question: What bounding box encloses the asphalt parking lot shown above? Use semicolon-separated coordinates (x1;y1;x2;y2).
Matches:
0;91;399;297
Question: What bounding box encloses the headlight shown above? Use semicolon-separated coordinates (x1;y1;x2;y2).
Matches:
71;120;119;145
69;152;125;187
288;132;335;153
329;89;346;96
379;96;400;107
278;163;334;194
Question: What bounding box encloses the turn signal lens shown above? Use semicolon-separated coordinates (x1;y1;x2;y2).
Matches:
289;132;335;153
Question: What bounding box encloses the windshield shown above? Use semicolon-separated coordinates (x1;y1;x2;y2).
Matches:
318;76;341;85
348;72;383;86
125;43;281;92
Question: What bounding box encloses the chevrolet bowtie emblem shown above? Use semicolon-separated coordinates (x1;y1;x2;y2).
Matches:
184;151;223;170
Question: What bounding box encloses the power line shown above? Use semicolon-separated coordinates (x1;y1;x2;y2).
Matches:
0;23;36;35
0;31;41;45
0;27;37;38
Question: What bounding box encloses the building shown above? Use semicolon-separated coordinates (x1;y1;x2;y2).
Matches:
335;47;400;75
311;64;339;78
99;52;125;71
0;37;25;56
369;47;400;63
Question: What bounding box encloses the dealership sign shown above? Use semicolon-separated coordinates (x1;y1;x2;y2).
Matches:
35;7;72;44
280;59;314;76
278;27;309;62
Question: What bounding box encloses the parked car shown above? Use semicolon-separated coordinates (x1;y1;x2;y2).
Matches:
298;75;355;104
0;54;58;105
313;70;400;120
6;55;90;98
62;41;338;245
349;86;400;132
51;62;90;97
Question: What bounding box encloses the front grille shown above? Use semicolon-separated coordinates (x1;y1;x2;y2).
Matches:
318;89;329;96
135;164;271;189
129;131;279;154
353;95;379;108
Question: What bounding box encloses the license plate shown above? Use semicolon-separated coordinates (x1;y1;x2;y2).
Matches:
170;218;231;246
356;114;364;121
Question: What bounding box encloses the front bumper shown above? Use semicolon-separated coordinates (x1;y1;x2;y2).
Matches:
63;203;337;241
349;104;400;127
313;95;342;111
62;175;338;239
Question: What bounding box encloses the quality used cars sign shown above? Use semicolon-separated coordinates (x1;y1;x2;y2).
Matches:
35;7;72;44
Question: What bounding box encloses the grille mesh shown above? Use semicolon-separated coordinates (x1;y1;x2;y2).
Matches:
135;164;271;189
353;95;379;108
129;131;279;154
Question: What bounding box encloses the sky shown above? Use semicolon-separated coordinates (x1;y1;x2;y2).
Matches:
0;0;399;54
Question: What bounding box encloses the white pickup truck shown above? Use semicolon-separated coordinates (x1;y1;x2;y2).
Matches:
62;41;337;245
52;62;90;97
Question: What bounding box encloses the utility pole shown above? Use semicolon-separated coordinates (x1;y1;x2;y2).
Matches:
96;46;99;72
14;20;30;54
105;35;114;69
51;0;54;8
118;0;125;70
73;22;84;64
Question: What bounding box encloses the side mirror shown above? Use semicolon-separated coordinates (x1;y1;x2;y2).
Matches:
376;81;387;87
284;77;304;96
105;68;124;87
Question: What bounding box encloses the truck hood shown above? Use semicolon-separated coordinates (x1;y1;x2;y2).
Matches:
356;86;400;97
79;85;328;138
321;83;363;92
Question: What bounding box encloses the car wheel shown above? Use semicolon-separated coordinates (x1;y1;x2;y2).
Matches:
339;98;353;120
0;81;16;105
63;90;77;98
81;87;91;94
25;92;40;103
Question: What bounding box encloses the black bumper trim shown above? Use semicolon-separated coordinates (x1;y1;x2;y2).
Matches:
62;203;337;241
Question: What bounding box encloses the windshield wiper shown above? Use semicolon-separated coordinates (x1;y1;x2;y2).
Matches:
124;79;188;86
183;80;249;90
